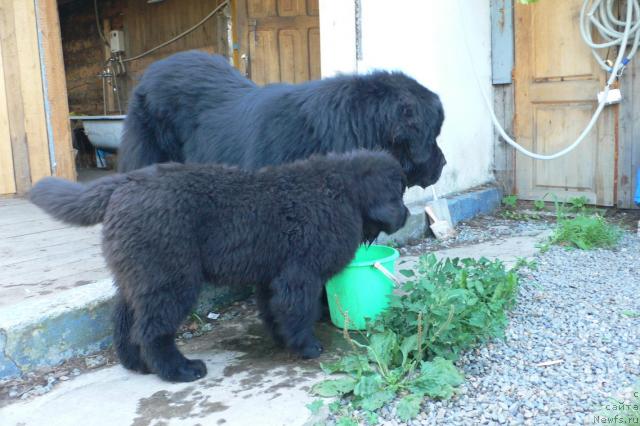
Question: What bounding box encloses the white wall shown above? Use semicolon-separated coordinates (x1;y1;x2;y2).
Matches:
319;0;494;203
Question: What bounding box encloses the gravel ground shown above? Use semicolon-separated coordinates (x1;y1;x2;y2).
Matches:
380;231;640;425
399;206;639;256
399;215;555;256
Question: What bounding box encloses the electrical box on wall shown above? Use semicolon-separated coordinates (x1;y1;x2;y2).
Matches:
110;30;125;54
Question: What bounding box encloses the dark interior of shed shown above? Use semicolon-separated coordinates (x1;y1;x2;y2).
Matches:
56;0;230;177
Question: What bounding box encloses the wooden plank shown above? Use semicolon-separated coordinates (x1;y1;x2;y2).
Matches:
618;58;640;208
0;219;70;239
493;84;515;194
0;267;110;308
36;0;76;181
0;204;53;225
0;235;100;267
235;0;250;76
0;38;16;195
231;0;241;67
0;0;32;193
0;196;24;207
308;27;320;80
1;249;105;281
12;0;52;184
0;226;101;245
1;240;101;268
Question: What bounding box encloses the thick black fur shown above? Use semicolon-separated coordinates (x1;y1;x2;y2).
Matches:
117;50;446;188
30;151;409;382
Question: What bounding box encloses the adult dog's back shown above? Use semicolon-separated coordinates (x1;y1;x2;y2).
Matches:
118;52;256;171
118;50;446;188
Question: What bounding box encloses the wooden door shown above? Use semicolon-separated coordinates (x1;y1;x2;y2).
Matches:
514;0;615;205
235;0;320;85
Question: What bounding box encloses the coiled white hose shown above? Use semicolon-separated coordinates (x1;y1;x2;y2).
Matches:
460;0;640;160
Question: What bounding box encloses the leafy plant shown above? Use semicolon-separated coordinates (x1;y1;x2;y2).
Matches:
567;196;589;213
514;257;538;271
313;255;520;422
502;195;518;209
380;255;519;361
500;194;543;220
550;214;621;250
501;209;541;221
533;199;546;211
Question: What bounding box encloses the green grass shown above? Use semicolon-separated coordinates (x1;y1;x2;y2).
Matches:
502;195;518;209
549;214;621;250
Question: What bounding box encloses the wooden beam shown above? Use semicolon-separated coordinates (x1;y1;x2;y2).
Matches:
0;40;16;195
36;0;76;181
0;0;32;193
13;0;52;184
618;58;640;209
233;0;249;76
493;83;516;195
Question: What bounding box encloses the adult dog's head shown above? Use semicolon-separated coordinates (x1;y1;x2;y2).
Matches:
338;151;410;243
354;72;447;189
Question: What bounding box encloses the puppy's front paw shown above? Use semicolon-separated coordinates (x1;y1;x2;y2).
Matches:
298;337;324;359
159;358;208;382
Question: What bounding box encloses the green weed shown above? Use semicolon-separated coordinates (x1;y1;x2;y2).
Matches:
312;255;519;423
550;214;621;250
533;199;546;211
502;195;518;209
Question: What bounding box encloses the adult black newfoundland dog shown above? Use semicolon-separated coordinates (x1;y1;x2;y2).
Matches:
117;50;446;188
30;151;409;382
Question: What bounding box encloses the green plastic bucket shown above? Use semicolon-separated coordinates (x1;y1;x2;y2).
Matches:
325;245;399;330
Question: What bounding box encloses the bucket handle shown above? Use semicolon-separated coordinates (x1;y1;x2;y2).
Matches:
373;261;401;286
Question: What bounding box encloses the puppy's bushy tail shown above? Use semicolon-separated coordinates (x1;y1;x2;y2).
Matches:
29;174;128;226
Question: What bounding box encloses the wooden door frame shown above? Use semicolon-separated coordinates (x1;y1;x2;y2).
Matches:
37;0;75;182
232;0;250;77
618;59;640;209
0;0;75;195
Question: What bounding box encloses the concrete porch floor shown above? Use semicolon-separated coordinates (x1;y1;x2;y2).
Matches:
1;306;349;426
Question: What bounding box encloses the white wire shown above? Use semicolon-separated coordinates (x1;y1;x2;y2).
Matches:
458;0;640;160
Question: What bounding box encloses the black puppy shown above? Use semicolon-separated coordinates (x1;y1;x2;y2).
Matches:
30;151;409;382
117;51;446;188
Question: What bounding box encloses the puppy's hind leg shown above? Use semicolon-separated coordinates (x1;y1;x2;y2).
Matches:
269;266;324;359
255;284;285;347
132;273;207;382
112;291;149;374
